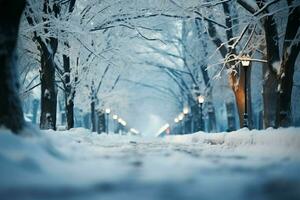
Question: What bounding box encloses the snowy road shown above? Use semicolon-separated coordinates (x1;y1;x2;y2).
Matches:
1;128;300;200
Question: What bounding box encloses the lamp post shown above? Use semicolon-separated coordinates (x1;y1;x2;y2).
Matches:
118;118;127;134
105;108;111;134
198;95;205;131
240;54;251;128
121;119;127;135
178;113;184;134
183;106;190;134
174;117;179;134
118;118;122;134
112;114;118;133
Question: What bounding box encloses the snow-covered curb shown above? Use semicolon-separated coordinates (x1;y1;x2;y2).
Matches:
166;127;300;146
165;127;300;158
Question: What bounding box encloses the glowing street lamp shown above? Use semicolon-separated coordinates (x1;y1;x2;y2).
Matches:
198;95;205;104
240;54;250;67
118;118;127;126
130;128;139;135
183;106;189;115
174;117;179;123
178;113;184;121
105;108;111;114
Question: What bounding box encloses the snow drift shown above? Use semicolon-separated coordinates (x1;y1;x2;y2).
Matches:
0;127;300;200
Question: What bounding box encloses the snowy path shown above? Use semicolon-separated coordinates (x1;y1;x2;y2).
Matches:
1;128;300;200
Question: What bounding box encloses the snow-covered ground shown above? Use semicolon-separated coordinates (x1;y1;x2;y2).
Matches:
1;127;300;200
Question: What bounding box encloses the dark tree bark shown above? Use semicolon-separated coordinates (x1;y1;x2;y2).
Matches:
61;0;77;130
63;54;76;129
90;81;97;132
247;65;254;129
260;5;281;128
39;37;58;130
262;57;279;128
226;102;237;131
83;113;90;129
190;104;200;132
97;111;106;134
91;100;96;132
0;0;25;133
207;102;217;132
277;2;300;127
32;99;39;124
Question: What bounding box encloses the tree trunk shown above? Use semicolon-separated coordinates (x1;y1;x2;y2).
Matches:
226;102;237;131
97;111;106;134
61;0;77;129
32;99;39;124
223;1;249;129
247;66;253;129
191;104;201;132
83;113;90;129
230;67;246;128
262;65;278;128
91;100;96;132
207;102;217;132
0;0;25;133
277;3;300;127
63;54;76;129
256;0;281;128
277;44;300;127
39;38;58;130
207;2;248;129
65;99;74;129
90;80;97;132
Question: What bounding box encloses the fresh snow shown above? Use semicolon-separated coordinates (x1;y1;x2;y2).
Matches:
1;127;300;200
44;89;51;99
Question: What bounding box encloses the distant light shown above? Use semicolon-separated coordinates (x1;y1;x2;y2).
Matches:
130;128;139;134
156;123;170;137
118;118;126;126
121;120;127;126
174;118;179;123
105;108;111;114
183;106;189;115
178;113;184;121
198;95;205;104
113;114;118;120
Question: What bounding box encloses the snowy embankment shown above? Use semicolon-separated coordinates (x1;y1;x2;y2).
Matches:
0;127;300;200
166;127;300;159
